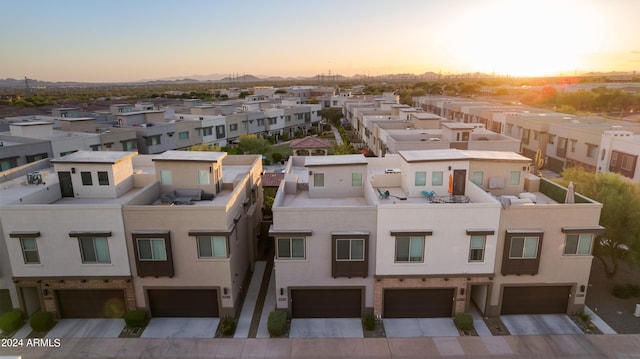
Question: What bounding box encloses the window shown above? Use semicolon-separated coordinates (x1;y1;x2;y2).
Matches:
471;171;484;186
121;139;137;151
601;149;606;161
352;172;362;187
570;139;577;153
313;172;324;187
257;119;264;126
90;144;101;151
509;171;520;185
60;150;78;157
395;236;424;262
98;171;109;185
202;127;213;136
20;238;40;264
432;171;443;186
160;170;172;185
216;125;225;139
137;238;167;261
564;234;593;255
26;153;48;163
336;239;364;261
229;123;238;132
178;131;189;140
285;116;291;122
81;172;93;185
415;171;426;186
145;135;161;146
469;235;485;262
586;144;597;158
622;154;635;171
198;170;210;185
268;117;277;125
197;236;227;258
509;236;539;259
277;237;305;259
533;131;539;141
79;237;110;263
0;157;19;171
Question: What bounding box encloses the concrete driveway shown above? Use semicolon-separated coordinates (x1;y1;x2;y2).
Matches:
45;319;125;338
141;318;219;338
500;314;583;335
384;318;459;337
289;319;363;338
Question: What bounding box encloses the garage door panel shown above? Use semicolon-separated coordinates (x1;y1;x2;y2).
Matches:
384;289;454;318
56;290;126;318
291;289;361;318
148;289;218;317
501;286;570;315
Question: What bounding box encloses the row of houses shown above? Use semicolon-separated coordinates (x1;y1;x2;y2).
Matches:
1;147;603;320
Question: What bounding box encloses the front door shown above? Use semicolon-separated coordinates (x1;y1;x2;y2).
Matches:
453;169;466;195
58;171;74;197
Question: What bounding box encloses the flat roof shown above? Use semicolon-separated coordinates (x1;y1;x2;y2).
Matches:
399;149;530;163
58;117;95;122
304;154;367;167
152;150;227;163
442;122;478;130
51;150;136;164
9;121;53;126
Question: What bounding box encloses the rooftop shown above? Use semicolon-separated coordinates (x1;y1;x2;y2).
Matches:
304;154;367;167
51;150;136;164
152;150;227;163
398;149;530;163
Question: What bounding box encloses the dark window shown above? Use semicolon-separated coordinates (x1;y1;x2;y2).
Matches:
0;157;19;171
502;231;544;275
336;239;364;261
469;235;485;262
98;171;109;185
137;238;167;260
145;135;161;146
395;236;424;262
229;123;238;132
564;234;593;255
197;236;228;258
79;237;110;263
216;125;225;139
26;153;48;163
20;238;40;264
81;172;93;185
332;234;368;278
277;237;305;259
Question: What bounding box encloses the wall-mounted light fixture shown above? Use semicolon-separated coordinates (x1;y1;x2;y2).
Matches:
280;288;284;296
580;285;586;293
223;288;229;295
448;166;452;171
71;168;76;174
42;289;49;296
460;287;465;296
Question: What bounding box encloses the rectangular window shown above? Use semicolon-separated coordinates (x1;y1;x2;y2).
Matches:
415;171;426;186
472;171;484;186
432;171;443;186
509;236;539;259
313;173;324;187
98;171;109;185
0;157;19;171
336;239;365;261
352;172;362;187
81;172;93;186
90;144;101;151
198;170;210;185
79;237;110;263
145;135;161;146
216;125;225;139
160;170;172;185
197;236;227;258
178;131;189;140
395;236;424;262
137;238;167;261
509;171;520;185
469;235;485;262
122;139;137;151
570;140;576;153
257;119;264;126
277;237;305;259
268;117;277;125
586;144;597;158
285;116;291;122
229;123;238;132
564;234;593;255
622;154;635;171
202;127;213;136
26;153;48;163
20;238;40;264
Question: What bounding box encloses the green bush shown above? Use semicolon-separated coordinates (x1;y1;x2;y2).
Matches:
271;152;283;164
30;311;54;332
578;311;592;322
454;312;474;331
0;310;24;334
267;310;287;337
220;318;236;336
362;314;375;331
124;310;148;327
281;134;290;142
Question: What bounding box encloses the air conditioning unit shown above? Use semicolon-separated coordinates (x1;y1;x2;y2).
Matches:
26;171;42;185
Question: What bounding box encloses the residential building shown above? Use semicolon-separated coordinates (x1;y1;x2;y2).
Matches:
597;129;640;180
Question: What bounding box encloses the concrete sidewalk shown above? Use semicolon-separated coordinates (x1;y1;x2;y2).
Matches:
2;335;639;358
234;261;266;338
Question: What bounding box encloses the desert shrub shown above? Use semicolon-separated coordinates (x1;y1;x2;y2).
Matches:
0;310;24;333
29;311;54;332
124;310;148;327
220;318;236;336
267;310;287;337
454;312;474;331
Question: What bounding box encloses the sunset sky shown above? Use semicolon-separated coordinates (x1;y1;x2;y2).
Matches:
2;0;638;82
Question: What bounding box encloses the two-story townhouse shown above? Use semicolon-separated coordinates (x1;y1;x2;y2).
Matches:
270;155;377;318
0;135;53;172
122;151;263;318
597;129;640;180
264;108;285;140
0;151;142;319
6;122;101;157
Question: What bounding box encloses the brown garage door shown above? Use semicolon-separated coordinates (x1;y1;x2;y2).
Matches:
148;289;218;317
56;289;126;318
291;289;361;318
384;288;454;318
501;286;570;315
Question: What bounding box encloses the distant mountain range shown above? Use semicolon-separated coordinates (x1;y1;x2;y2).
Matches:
0;71;636;89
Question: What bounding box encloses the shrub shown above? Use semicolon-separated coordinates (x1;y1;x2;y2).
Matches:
30;311;54;332
578;311;591;322
281;134;290;142
220;317;236;336
0;310;24;334
267;310;287;337
454;312;474;331
124;310;148;327
271;152;283;164
362;314;375;331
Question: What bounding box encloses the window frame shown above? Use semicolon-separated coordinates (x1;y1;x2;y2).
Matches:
563;233;593;256
313;172;324;187
198;169;210;185
137;238;168;261
415;171;426;186
468;235;486;262
178;131;189;140
335;238;365;262
509;236;539;259
20;237;40;264
351;172;362;187
196;236;228;259
432;171;443;186
160;170;172;185
81;171;93;186
98;171;109;186
395;236;425;263
78;237;111;264
471;171;484;186
276;237;305;260
509;171;521;186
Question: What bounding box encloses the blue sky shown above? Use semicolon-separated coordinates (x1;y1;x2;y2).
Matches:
2;0;638;82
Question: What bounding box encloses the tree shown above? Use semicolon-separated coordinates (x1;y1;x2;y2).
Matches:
331;142;356;155
189;143;222;152
319;108;343;126
556;167;640;277
236;135;271;155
